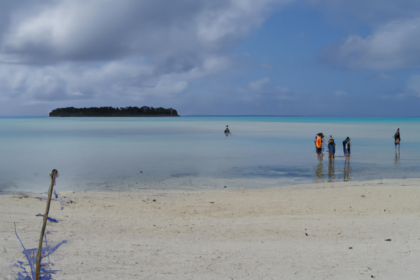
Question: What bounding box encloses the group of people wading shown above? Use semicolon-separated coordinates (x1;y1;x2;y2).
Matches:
315;128;401;161
315;133;351;161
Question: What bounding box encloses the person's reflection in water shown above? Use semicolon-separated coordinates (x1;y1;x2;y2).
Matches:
315;161;324;182
328;158;336;182
394;148;400;165
343;158;351;182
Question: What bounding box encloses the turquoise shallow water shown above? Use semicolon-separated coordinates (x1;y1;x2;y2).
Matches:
0;116;419;193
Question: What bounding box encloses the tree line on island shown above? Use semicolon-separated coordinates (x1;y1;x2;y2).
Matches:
49;106;179;117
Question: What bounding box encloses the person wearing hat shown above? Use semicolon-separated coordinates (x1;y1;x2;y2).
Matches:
328;136;336;161
315;133;324;160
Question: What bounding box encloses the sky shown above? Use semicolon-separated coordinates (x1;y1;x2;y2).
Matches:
0;0;420;117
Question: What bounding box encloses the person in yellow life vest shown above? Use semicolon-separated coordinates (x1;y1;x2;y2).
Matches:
315;133;324;160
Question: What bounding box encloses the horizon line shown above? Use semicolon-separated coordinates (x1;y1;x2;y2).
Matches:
0;115;419;118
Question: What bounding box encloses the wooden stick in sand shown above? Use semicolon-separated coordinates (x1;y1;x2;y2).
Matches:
35;169;58;280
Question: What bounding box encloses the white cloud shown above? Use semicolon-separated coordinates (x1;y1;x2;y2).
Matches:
249;77;270;91
197;0;288;45
0;0;293;103
0;55;230;102
324;18;420;70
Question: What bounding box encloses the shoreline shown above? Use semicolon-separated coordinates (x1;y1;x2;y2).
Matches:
2;178;420;279
1;175;418;196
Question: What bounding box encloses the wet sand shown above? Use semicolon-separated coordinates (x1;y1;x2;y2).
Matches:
2;178;420;279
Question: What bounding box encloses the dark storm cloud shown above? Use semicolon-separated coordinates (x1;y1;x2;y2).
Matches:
0;0;291;103
0;0;285;65
1;1;204;64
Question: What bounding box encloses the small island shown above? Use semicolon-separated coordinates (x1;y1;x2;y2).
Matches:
49;106;179;117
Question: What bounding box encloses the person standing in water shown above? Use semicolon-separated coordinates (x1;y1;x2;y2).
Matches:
343;137;351;158
342;137;350;157
224;125;230;136
394;128;401;149
328;137;336;161
315;133;324;160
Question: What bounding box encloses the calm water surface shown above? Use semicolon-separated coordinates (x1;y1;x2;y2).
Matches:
0;116;419;193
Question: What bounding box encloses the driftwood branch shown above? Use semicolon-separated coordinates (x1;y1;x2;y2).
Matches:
35;169;58;280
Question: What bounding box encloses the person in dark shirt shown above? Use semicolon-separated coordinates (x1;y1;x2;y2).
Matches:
394;128;400;148
342;137;351;158
224;125;230;136
328;138;335;161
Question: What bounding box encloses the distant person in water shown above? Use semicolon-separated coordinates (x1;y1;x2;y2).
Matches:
394;128;400;149
315;133;324;160
343;137;351;158
328;137;335;161
329;135;336;155
224;125;230;136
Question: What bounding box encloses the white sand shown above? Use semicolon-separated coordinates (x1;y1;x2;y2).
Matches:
2;178;420;279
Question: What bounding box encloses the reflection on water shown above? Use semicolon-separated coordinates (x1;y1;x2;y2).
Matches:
314;158;351;183
394;147;400;165
328;160;336;182
315;161;324;182
343;159;351;182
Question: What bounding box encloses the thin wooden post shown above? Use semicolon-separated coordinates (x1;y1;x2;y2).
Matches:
35;169;58;280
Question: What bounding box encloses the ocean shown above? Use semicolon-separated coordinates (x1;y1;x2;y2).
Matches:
0;116;419;194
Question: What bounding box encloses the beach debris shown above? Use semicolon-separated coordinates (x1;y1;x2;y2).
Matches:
210;202;214;204
385;239;392;241
14;223;66;280
140;171;142;173
361;195;365;197
36;213;44;217
305;233;308;236
36;195;74;210
349;247;353;249
371;275;375;278
47;217;58;223
224;186;227;188
153;199;156;202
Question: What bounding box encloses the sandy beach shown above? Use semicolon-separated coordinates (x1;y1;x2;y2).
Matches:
2;178;420;279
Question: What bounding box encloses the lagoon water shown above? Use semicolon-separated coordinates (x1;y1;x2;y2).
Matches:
0;116;419;194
